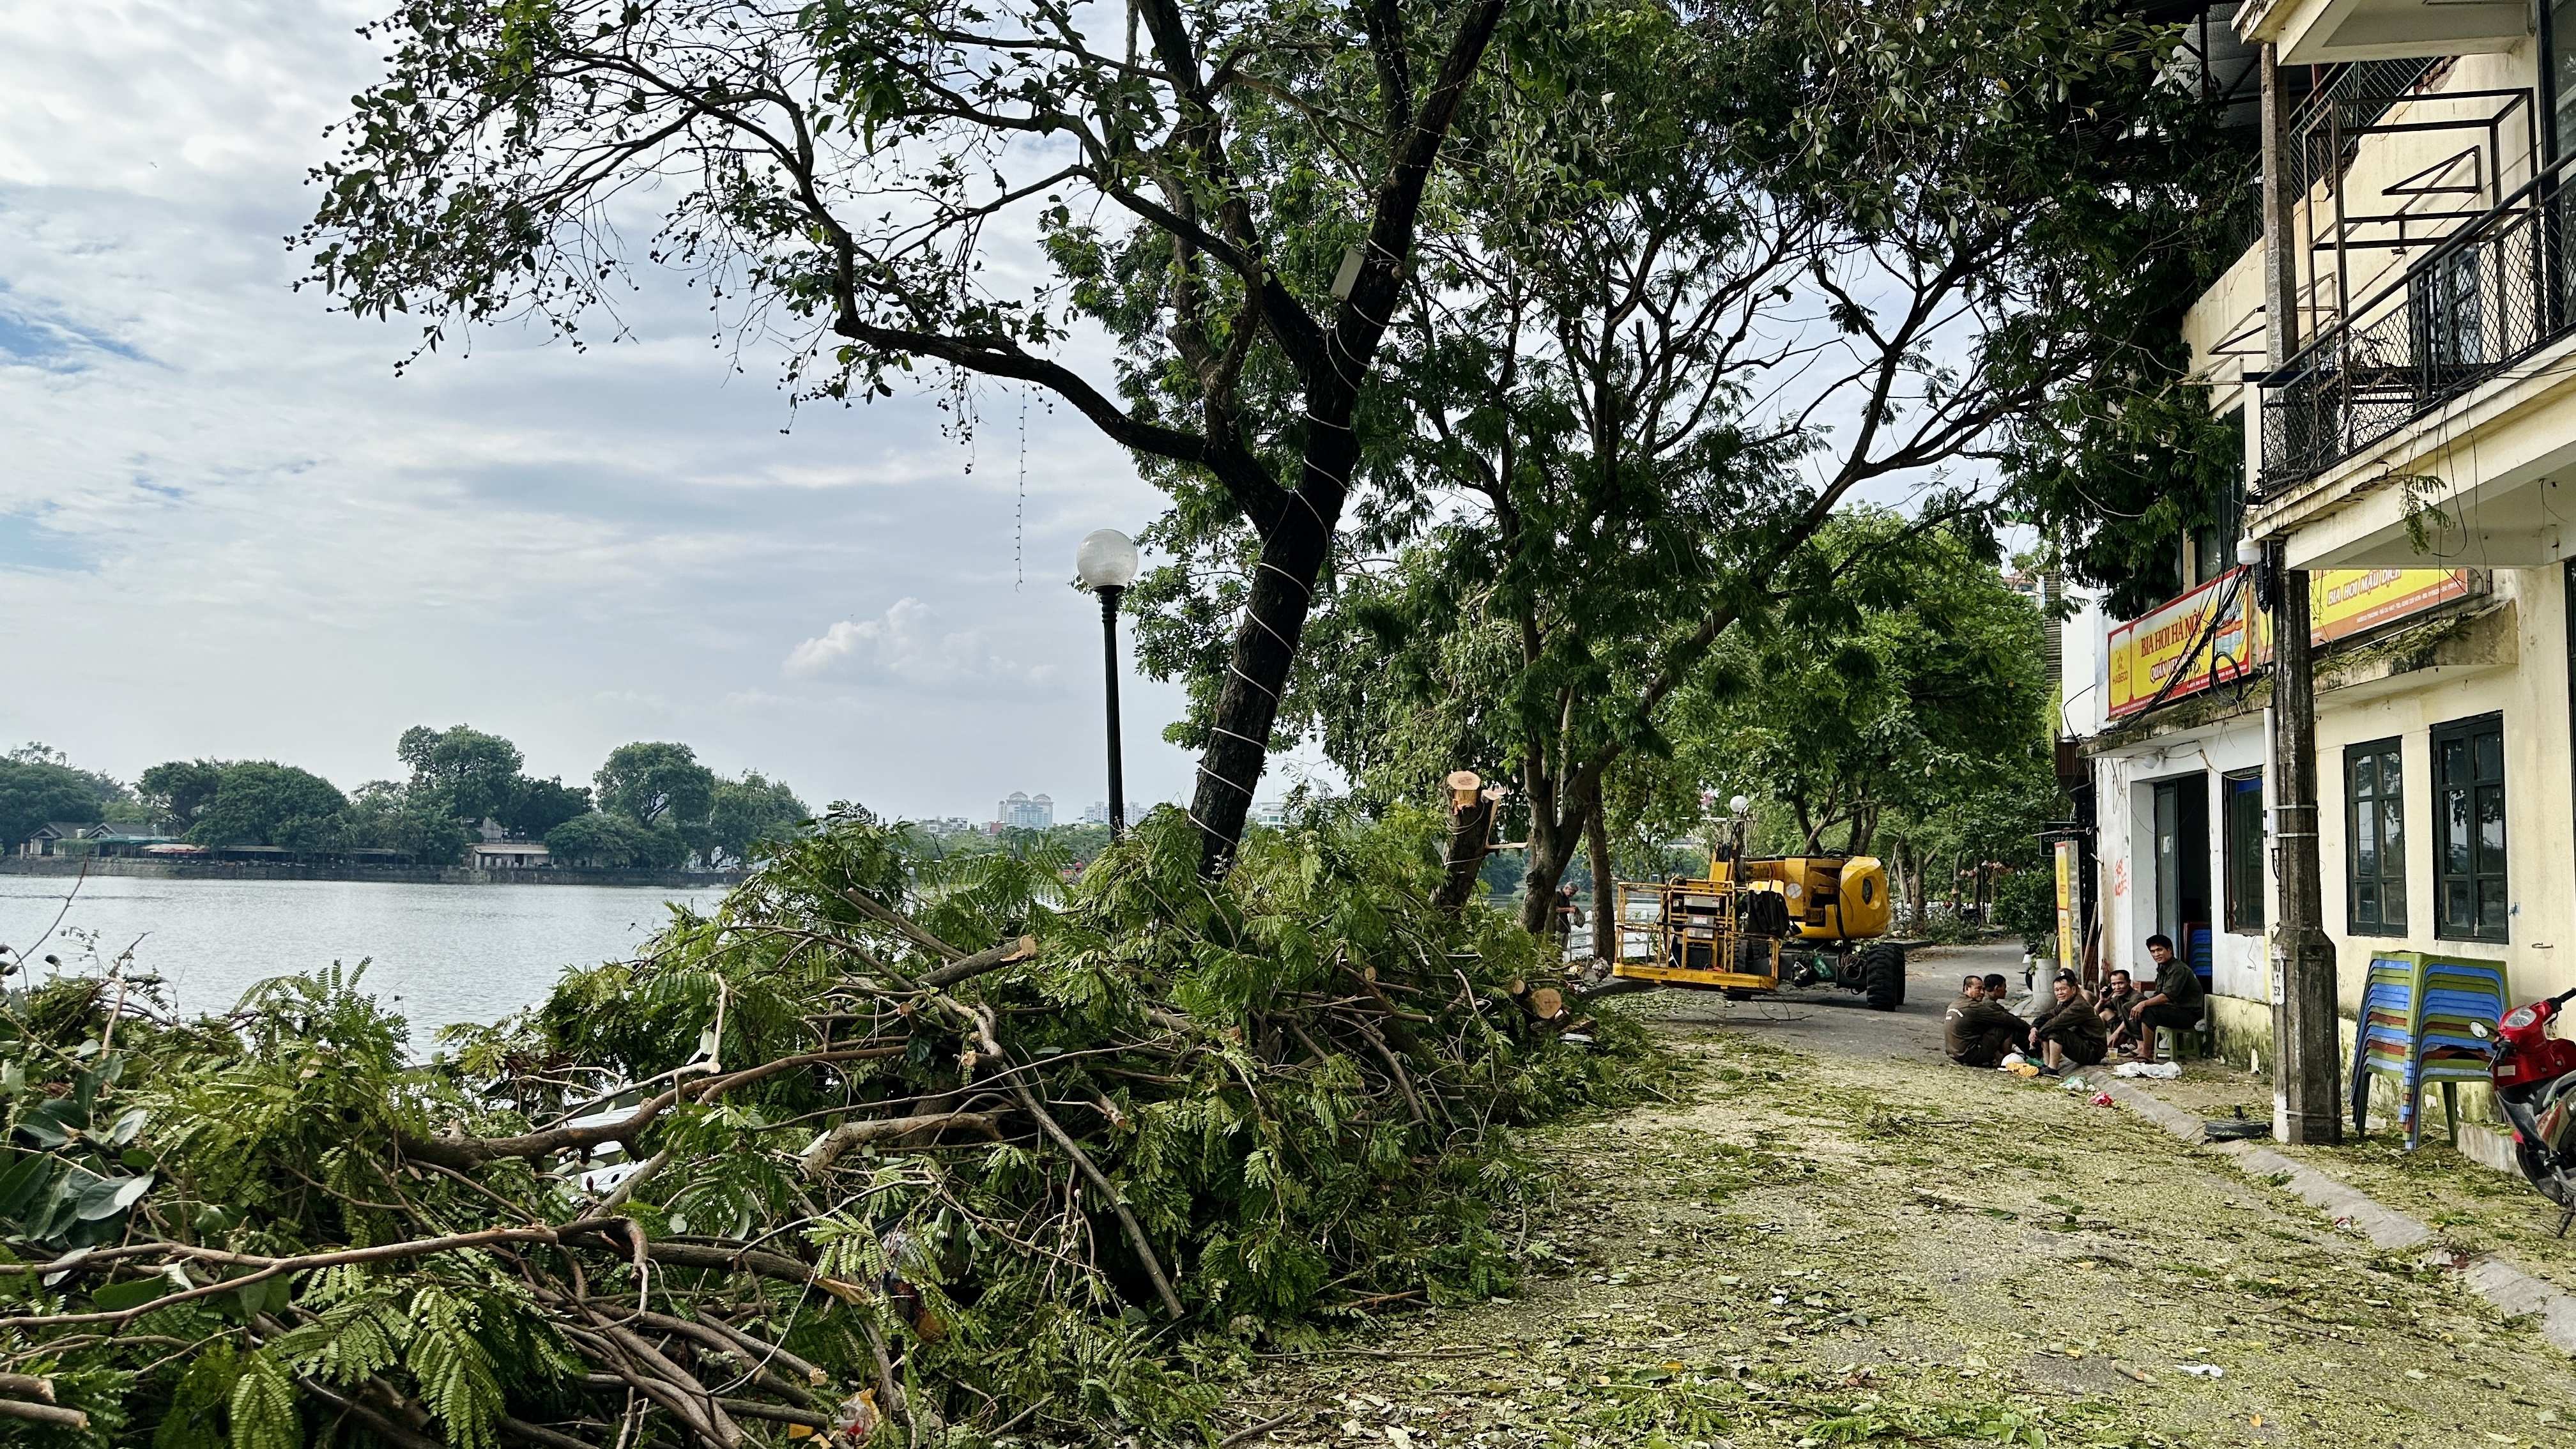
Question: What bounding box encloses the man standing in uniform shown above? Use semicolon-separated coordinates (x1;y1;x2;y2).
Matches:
1945;974;2027;1068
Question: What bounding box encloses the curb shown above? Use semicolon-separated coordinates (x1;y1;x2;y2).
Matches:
2093;1078;2576;1354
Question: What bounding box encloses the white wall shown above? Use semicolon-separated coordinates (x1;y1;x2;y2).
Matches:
2061;592;2110;739
2091;720;2273;1000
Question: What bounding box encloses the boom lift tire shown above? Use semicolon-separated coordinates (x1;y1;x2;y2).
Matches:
1862;941;1905;1011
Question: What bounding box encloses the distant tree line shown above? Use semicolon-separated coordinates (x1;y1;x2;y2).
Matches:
0;745;148;847
0;730;808;869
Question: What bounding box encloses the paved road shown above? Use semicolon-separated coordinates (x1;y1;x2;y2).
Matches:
1648;939;2028;1062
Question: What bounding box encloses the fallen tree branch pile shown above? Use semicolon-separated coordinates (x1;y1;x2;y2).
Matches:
0;807;1660;1446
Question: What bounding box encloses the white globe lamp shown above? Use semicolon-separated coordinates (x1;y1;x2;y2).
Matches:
1077;530;1141;838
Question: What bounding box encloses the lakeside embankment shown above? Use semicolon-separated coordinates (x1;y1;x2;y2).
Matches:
0;872;729;1041
0;856;743;889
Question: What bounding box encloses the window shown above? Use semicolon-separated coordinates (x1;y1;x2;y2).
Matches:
2411;247;2485;375
2433;714;2508;942
2221;770;2265;933
2346;738;2407;935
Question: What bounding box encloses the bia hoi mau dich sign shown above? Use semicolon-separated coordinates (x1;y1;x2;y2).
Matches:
2106;567;2469;718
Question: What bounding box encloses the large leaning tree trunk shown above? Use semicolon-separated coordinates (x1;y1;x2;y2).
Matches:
1203;0;2243;931
300;0;1518;877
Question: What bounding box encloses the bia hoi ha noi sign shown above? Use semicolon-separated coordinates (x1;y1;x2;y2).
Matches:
2106;567;2470;717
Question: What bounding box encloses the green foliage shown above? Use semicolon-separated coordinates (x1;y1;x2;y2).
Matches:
1993;859;2059;943
394;723;599;840
0;743;135;846
0;1047;155;1251
542;811;683;868
176;763;349;850
401;1287;509;1449
501;774;592;837
1668;512;2053;859
109;730;786;868
594;742;718;831
343;781;473;862
705;770;809;865
397;724;525;824
0;807;1660;1445
153;1342;240;1449
2012;381;2249;619
0;761;106;847
226;1353;301;1449
137;760;227;833
1136;0;2238;925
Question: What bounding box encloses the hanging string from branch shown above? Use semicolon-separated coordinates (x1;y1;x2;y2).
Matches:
1016;383;1029;591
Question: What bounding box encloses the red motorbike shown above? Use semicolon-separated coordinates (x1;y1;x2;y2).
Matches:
2472;986;2576;1233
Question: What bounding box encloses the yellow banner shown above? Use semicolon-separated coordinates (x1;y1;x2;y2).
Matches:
2108;566;2467;718
2107;569;2264;717
2313;567;2469;644
2054;839;2078;977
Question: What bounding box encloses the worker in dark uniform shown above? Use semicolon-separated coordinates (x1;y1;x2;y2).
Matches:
1944;974;2027;1068
2097;969;2140;1043
2027;972;2108;1073
2118;933;2205;1064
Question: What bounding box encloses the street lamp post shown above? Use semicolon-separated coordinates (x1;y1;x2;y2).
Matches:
1075;529;1142;838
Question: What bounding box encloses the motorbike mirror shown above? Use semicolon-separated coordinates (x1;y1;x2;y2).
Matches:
2470;1019;2492;1039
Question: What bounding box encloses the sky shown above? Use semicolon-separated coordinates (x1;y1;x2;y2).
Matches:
0;0;1215;824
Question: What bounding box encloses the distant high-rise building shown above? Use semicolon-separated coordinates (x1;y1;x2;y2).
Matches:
1081;801;1109;825
997;792;1055;831
1249;799;1288;827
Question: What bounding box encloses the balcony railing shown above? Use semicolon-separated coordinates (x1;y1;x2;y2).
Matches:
2258;149;2576;489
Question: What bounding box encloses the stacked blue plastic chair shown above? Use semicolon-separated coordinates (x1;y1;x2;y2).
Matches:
2348;951;2509;1149
2348;954;2419;1141
2412;956;2510;1149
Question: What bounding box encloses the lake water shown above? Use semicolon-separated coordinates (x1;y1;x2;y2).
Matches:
0;876;728;1048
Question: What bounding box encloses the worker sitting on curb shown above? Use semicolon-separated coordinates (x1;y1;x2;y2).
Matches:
2111;935;2205;1064
2027;972;2108;1073
1945;972;2027;1069
2096;969;2140;1039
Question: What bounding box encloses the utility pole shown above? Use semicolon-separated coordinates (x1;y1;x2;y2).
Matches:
2260;45;2342;1144
2269;540;2340;1143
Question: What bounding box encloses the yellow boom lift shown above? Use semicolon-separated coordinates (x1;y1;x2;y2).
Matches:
1613;795;1905;1010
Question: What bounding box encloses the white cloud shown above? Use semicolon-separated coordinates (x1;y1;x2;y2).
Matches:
785;599;1055;689
0;0;1197;819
